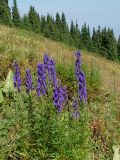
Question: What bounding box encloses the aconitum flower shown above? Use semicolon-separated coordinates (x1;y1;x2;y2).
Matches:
13;62;22;91
48;58;58;86
78;71;87;102
36;63;47;96
53;85;68;112
75;51;82;80
26;69;33;93
75;51;87;103
43;53;49;70
43;53;58;86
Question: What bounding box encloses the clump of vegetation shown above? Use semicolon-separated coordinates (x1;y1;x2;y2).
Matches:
0;49;119;159
0;51;90;159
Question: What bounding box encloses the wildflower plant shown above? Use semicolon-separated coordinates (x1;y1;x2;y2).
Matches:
13;62;22;91
53;84;68;112
75;51;87;103
26;69;33;93
36;63;47;96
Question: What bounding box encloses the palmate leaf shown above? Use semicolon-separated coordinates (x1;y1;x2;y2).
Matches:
0;88;4;104
3;69;14;93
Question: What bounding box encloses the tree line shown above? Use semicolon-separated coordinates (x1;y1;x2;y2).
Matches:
0;0;120;61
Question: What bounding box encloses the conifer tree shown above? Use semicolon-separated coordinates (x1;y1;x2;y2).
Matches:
41;15;46;34
55;12;62;41
61;12;70;43
12;0;21;27
28;6;41;33
117;36;120;60
75;22;83;48
22;14;31;30
0;0;11;25
92;28;98;52
81;23;92;51
70;20;76;45
92;27;102;53
101;28;117;60
44;14;55;39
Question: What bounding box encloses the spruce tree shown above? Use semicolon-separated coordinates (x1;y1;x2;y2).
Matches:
28;6;41;33
0;0;11;25
12;0;21;27
70;20;76;45
55;12;62;41
117;36;120;60
81;23;92;51
101;28;117;60
44;14;55;39
92;27;102;53
22;14;31;30
92;28;98;52
61;12;70;43
41;15;46;34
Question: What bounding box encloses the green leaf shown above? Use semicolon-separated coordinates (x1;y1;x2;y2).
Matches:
0;88;4;104
3;69;14;93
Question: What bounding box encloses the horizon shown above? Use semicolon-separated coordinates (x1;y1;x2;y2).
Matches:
9;0;120;38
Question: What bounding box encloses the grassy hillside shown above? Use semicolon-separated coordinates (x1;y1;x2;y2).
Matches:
0;25;120;159
0;25;120;92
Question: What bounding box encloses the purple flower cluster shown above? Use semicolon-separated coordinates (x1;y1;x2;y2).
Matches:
53;85;68;112
43;54;58;87
36;63;47;96
75;51;87;103
26;69;33;93
13;62;22;91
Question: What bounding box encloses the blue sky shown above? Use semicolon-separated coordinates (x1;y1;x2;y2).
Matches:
9;0;120;37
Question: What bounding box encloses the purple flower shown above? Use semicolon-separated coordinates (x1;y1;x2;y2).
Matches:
53;85;68;112
75;51;87;103
43;53;58;87
36;63;47;96
13;62;22;91
43;53;49;70
48;58;58;86
75;51;82;80
26;69;33;93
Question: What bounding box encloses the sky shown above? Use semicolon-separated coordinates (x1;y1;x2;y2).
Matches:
9;0;120;38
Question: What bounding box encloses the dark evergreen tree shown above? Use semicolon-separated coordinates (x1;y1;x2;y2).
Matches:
22;14;31;30
41;15;46;34
117;36;120;60
92;28;98;52
12;0;21;27
101;27;117;60
81;23;92;51
92;26;102;53
61;12;70;43
70;20;76;45
28;6;41;33
87;25;93;51
74;22;83;48
44;14;55;39
55;12;62;41
0;0;11;25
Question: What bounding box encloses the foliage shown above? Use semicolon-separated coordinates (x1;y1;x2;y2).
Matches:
28;6;41;33
12;0;21;27
117;36;120;60
0;0;11;25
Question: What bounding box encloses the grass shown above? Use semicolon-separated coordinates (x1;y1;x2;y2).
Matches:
0;25;120;159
